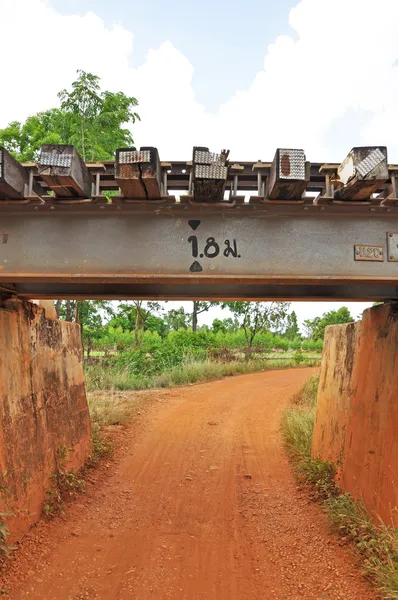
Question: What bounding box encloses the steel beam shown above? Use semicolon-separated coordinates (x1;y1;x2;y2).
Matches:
0;205;397;300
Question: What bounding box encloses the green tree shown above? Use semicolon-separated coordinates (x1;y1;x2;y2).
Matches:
212;318;226;334
165;307;190;332
58;70;102;161
303;317;321;340
0;70;140;162
145;314;168;338
212;317;238;334
108;301;161;346
0;110;69;162
283;311;300;341
192;301;212;332
305;306;354;341
107;303;136;331
220;302;290;350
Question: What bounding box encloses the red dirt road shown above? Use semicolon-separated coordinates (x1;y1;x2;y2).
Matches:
2;368;377;600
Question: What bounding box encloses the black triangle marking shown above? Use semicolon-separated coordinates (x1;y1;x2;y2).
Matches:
188;220;201;231
189;261;203;273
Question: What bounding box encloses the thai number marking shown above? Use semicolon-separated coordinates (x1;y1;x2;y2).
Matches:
188;236;240;259
188;236;199;258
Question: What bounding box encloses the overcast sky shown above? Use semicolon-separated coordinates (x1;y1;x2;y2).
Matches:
2;0;397;327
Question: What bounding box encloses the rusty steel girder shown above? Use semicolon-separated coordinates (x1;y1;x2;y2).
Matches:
0;200;397;300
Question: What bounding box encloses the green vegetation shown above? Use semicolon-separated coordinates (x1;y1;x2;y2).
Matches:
84;321;322;392
54;299;329;392
282;376;398;599
326;495;398;598
303;306;354;341
219;301;291;348
52;299;328;393
43;446;85;516
282;375;337;499
0;70;139;162
85;355;319;393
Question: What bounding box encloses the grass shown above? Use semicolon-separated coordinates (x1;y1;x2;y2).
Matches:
88;389;138;427
325;495;398;597
282;375;337;499
85;390;139;468
43;445;86;517
282;375;398;599
85;357;320;392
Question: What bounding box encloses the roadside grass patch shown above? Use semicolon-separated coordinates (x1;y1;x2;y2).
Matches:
88;390;137;427
85;357;320;392
282;375;398;599
43;445;86;517
85;390;137;468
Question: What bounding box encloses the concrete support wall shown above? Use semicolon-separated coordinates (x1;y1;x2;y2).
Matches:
0;299;92;541
312;303;398;527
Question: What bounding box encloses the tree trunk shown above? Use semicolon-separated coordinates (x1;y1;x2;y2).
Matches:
87;336;92;360
81;116;86;161
74;300;84;354
192;301;198;332
74;301;80;324
55;300;63;318
134;301;142;347
65;300;74;322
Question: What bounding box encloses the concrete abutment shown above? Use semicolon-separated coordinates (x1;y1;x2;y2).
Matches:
0;299;92;542
312;302;398;527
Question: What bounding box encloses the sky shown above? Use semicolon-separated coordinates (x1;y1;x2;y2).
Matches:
1;0;397;327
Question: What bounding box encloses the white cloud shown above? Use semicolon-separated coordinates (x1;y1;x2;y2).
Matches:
0;0;134;121
2;0;398;160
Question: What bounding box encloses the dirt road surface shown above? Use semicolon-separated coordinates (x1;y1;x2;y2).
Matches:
2;368;377;600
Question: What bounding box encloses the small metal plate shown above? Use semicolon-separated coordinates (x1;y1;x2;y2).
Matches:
387;233;398;262
354;244;384;262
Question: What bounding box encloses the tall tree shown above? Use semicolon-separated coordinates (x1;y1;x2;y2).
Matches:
192;301;211;332
212;317;238;334
303;317;321;340
165;307;190;332
304;307;354;341
221;302;290;349
283;311;300;341
0;70;140;162
58;70;102;161
108;302;161;346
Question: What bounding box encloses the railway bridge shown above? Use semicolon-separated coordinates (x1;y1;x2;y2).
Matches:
0;143;397;301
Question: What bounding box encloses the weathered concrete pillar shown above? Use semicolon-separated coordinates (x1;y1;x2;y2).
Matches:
30;299;59;320
0;299;92;542
312;302;398;527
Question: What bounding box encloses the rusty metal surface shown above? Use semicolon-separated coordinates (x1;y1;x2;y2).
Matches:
354;245;384;262
2;143;398;300
387;232;398;262
0;208;397;299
